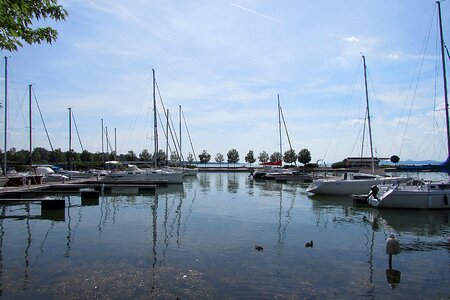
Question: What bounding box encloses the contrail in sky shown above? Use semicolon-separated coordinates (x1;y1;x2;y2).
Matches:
230;3;286;25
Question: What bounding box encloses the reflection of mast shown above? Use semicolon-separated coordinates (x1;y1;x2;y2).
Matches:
150;194;159;294
23;204;31;289
0;207;5;295
276;187;296;252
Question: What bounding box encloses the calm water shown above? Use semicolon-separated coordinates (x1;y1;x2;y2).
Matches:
0;172;448;299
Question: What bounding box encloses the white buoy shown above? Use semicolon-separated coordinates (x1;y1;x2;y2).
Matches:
386;234;400;269
386;234;400;255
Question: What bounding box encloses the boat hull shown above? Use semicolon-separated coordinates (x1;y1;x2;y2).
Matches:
307;177;409;195
103;171;184;184
369;187;450;209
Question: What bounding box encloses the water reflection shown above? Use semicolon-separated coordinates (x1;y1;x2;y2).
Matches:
0;173;448;298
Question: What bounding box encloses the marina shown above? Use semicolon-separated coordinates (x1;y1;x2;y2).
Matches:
0;172;448;299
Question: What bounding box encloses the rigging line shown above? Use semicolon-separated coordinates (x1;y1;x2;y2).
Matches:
279;105;297;167
158;106;180;160
182;110;197;163
361;109;367;159
397;5;436;157
155;81;181;160
326;60;362;161
156;108;174;156
366;68;394;145
104;128;116;159
71;110;84;152
32;91;54;152
445;44;450;61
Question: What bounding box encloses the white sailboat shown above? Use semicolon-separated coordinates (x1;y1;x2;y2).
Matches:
367;2;450;209
307;56;408;195
101;69;184;184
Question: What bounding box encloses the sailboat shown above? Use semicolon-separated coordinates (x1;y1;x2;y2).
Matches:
102;69;184;184
251;94;294;179
366;2;450;209
307;56;409;195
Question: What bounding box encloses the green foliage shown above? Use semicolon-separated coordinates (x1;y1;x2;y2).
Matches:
215;153;224;166
332;161;346;169
283;149;297;164
187;153;194;163
298;148;311;165
199;150;211;164
125;150;137;161
0;0;68;51
139;149;151;161
227;149;240;165
170;151;179;163
270;152;281;162
245;150;256;166
80;150;92;162
258;151;269;163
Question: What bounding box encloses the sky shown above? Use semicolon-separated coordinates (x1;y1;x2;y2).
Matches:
1;0;449;164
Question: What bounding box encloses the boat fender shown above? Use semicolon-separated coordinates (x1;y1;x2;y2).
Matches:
444;194;448;206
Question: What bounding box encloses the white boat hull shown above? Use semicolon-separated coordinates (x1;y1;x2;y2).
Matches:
103;170;184;184
307;177;408;195
368;184;450;209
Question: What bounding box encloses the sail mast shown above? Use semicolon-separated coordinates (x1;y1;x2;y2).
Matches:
362;55;375;174
29;84;32;173
437;1;449;156
3;57;7;175
278;94;282;164
153;69;158;168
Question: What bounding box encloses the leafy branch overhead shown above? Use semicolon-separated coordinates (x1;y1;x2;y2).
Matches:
0;0;68;51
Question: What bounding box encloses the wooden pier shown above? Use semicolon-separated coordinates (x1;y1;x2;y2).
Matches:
0;178;159;200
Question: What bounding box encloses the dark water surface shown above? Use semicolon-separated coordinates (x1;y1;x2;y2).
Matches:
0;172;448;299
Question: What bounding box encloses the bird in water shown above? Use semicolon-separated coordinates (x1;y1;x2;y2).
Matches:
255;245;264;251
305;241;313;248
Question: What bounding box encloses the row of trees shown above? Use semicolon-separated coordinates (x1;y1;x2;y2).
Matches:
198;148;312;167
2;146;312;170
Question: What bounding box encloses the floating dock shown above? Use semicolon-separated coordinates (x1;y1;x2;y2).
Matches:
0;178;159;200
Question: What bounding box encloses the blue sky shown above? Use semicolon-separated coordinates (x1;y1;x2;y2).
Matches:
1;0;449;163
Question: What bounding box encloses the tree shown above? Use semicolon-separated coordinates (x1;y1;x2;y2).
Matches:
245;150;256;167
0;0;69;52
298;148;312;165
139;149;151;161
258;151;269;163
270;152;281;162
170;151;179;165
215;153;224;167
125;150;137;161
227;149;240;167
199;150;211;166
283;149;297;165
156;150;166;166
80;150;92;162
187;153;195;164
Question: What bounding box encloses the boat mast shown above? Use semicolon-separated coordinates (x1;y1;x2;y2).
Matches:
68;107;72;170
362;55;375;174
153;69;158;168
101;118;105;163
437;1;450;156
278;94;282;164
166;109;169;165
179;105;182;166
29;84;32;173
3;57;7;175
